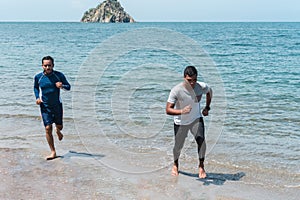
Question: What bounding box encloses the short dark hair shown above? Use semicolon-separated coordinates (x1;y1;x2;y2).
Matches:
42;56;54;64
184;66;197;77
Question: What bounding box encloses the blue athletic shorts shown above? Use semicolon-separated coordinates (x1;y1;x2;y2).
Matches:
40;103;63;127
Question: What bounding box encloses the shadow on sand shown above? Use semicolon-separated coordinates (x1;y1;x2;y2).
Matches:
179;171;246;186
60;150;105;160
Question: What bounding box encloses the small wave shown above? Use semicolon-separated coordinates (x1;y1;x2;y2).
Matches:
0;113;73;122
0;113;39;119
272;34;291;38
284;184;300;188
0;136;26;141
231;43;256;47
287;53;300;57
211;52;251;57
0;102;31;107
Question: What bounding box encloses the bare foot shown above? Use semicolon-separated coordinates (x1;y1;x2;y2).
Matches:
56;128;63;141
199;166;206;179
46;151;57;160
171;164;179;176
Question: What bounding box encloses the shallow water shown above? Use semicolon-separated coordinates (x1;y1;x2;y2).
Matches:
0;22;299;194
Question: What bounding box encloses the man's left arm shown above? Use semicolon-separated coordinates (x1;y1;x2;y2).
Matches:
59;73;71;91
202;87;212;116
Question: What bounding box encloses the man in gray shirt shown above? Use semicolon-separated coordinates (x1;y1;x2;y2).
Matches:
166;66;212;178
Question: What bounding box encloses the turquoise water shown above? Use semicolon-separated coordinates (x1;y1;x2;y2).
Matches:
0;22;299;187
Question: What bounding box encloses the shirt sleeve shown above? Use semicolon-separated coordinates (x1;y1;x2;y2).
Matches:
59;72;71;91
197;82;210;95
167;88;177;104
33;75;40;99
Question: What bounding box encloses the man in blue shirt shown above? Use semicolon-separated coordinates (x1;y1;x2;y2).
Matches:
34;56;71;160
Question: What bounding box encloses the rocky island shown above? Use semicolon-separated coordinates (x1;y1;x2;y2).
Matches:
81;0;135;23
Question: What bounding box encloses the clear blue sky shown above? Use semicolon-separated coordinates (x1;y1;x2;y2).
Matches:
0;0;299;22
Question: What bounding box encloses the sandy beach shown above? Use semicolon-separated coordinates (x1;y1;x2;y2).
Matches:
1;118;298;200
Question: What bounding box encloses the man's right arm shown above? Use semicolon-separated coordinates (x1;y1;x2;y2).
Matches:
34;76;41;105
166;87;192;115
166;102;192;115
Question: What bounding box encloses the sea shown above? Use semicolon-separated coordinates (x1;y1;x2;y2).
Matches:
0;22;299;190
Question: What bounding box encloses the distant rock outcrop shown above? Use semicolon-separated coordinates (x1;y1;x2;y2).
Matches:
81;0;135;23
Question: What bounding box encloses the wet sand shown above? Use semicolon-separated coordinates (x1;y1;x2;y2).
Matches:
0;120;299;200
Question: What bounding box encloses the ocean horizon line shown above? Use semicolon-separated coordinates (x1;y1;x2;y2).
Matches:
0;20;299;23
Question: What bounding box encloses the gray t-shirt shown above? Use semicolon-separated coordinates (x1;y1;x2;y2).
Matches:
167;81;210;125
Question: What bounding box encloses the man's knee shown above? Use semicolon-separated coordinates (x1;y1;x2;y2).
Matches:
56;124;63;130
45;125;53;133
195;136;204;146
